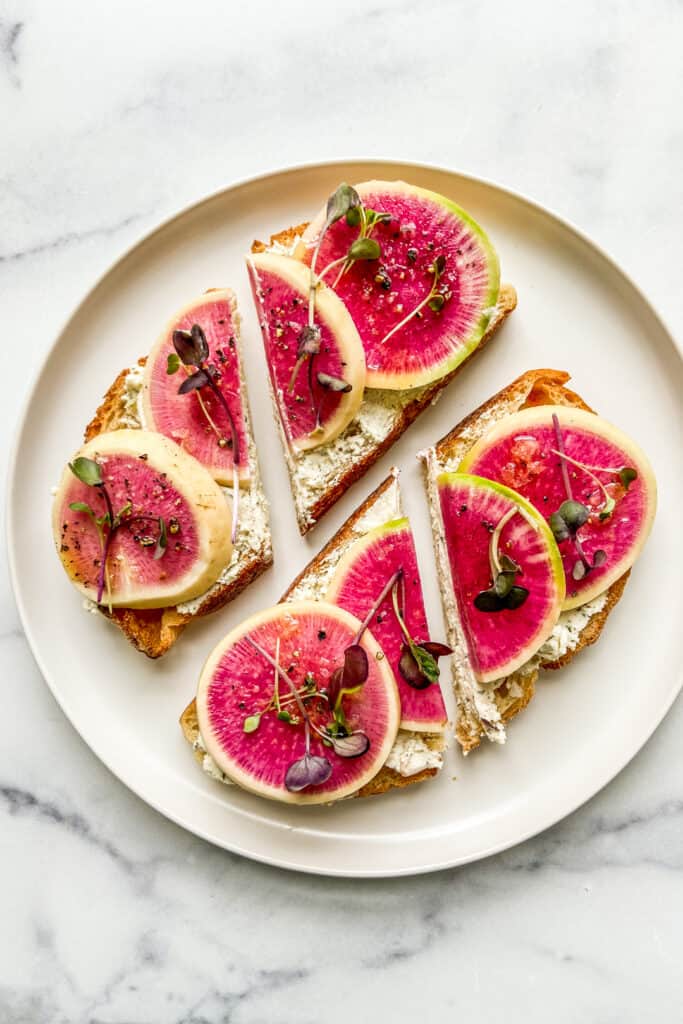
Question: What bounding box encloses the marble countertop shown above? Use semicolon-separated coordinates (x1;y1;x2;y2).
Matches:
2;1;681;1020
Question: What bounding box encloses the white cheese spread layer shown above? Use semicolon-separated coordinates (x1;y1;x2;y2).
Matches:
535;593;608;663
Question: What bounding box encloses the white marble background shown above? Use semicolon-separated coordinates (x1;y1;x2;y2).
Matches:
2;1;682;1020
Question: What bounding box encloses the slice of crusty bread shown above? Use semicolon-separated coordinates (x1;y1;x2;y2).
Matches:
82;298;273;659
180;471;447;799
420;368;630;753
251;225;517;535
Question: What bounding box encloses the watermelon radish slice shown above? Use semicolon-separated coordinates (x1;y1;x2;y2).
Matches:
300;180;500;390
458;406;657;609
326;518;448;732
437;474;565;682
52;429;233;609
247;252;366;452
196;601;400;804
140;289;250;486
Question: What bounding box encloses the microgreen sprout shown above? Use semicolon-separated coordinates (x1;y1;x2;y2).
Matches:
550;414;607;579
379;254;448;347
387;574;451;688
68;456;169;610
168;323;241;542
473;505;539;612
288;184;388;421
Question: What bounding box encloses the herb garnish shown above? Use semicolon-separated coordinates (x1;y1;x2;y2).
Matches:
68;456;168;610
379;254;448;346
548;413;627;580
387;570;451;688
287;184;388;430
474;505;535;612
167;323;240;543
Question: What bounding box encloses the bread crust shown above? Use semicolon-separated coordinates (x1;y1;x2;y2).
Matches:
250;225;517;534
422;368;631;752
180;471;444;798
81;327;273;658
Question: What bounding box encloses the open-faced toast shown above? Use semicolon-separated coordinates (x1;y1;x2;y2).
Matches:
421;369;636;753
80;290;272;658
180;469;449;798
249;180;518;535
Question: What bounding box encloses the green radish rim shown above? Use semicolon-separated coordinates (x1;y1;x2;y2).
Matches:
436;472;566;681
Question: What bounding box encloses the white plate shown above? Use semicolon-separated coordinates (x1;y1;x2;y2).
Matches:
8;160;682;877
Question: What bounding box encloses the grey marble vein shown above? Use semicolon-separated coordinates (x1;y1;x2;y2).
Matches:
0;211;148;265
0;18;22;87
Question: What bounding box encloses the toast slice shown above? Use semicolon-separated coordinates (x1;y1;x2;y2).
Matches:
251;223;517;535
180;470;448;798
83;291;272;658
420;369;630;753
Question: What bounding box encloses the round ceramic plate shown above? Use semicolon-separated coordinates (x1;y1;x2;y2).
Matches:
8;160;683;876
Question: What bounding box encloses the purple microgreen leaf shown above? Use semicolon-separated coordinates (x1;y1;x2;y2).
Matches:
340;643;369;689
166;353;181;375
178;369;211;394
69;457;102;487
326;666;342;708
421;641;453;658
284;753;332;792
243;714;261;734
398;641;448;690
190;323;209;363
172;329;200;366
398;644;424;688
330;732;370;758
316;372;352;393
618;467;637;490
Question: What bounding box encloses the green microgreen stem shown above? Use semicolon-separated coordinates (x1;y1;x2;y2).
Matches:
552;413;591;570
353;568;403;644
390;577;413;646
273;637;281;713
379;256;447;347
488;505;537;577
549;448;615;516
245;636;312;728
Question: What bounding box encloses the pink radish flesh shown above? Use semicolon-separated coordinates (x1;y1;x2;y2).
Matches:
57;454;200;597
329;520;447;730
248;266;351;444
463;420;653;605
438;476;563;680
203;608;395;797
146;295;249;480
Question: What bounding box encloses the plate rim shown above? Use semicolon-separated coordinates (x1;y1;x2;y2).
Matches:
7;157;683;877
